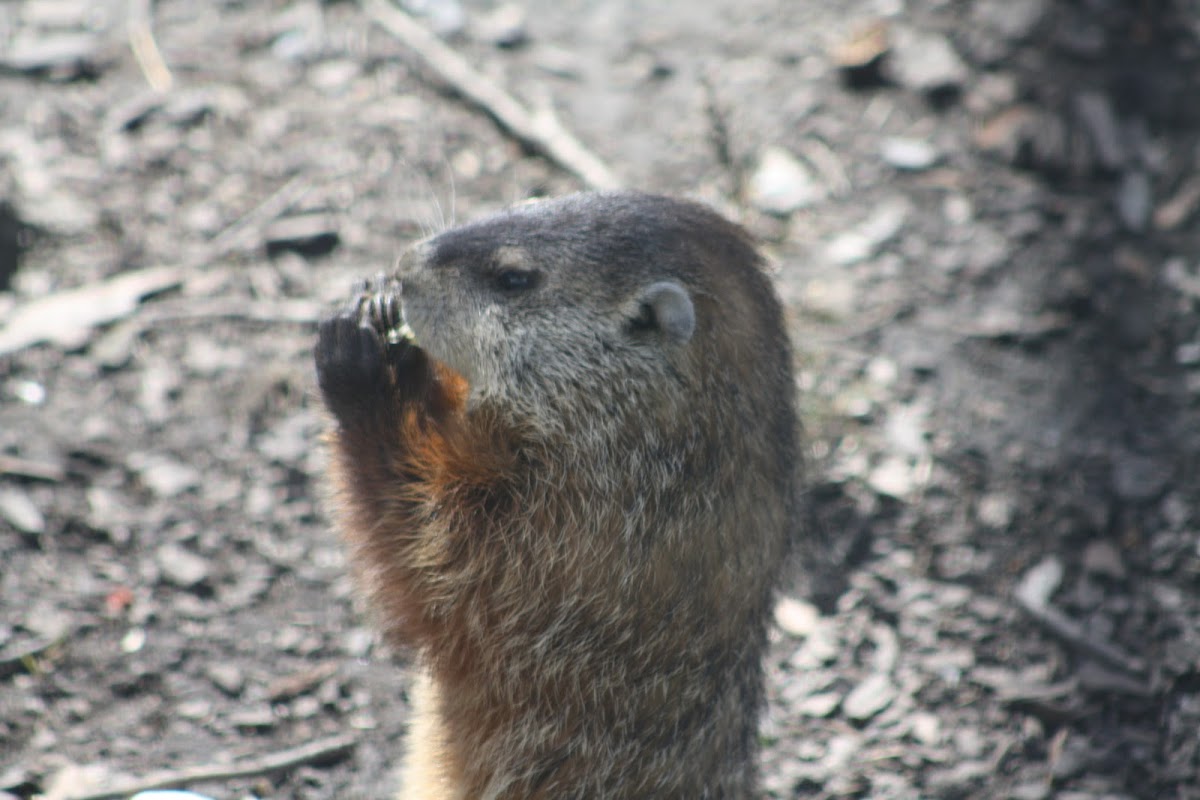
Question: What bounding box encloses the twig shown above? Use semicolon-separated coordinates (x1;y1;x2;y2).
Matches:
1016;597;1148;676
699;72;743;200
361;0;621;191
64;733;359;800
206;176;312;259
127;0;173;91
1014;559;1147;676
0;454;65;482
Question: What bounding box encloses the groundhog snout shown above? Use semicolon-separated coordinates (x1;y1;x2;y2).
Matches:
393;240;434;280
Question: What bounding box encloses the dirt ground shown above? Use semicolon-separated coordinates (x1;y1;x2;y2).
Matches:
2;0;1199;798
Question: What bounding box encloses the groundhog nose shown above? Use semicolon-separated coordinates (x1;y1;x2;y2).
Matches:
394;241;433;280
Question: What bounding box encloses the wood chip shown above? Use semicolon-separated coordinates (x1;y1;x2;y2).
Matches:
0;486;46;534
843;673;897;722
0;266;183;356
267;662;339;701
831;19;889;70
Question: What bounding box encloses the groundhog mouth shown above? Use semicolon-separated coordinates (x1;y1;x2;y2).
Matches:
385;320;418;347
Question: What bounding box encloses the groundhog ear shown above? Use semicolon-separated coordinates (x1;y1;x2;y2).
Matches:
636;281;695;345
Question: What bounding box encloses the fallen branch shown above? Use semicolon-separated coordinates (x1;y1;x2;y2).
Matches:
1014;557;1147;676
1018;598;1148;676
361;0;621;191
0;266;184;356
62;733;358;800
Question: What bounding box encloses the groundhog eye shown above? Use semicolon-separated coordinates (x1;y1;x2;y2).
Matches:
495;269;538;293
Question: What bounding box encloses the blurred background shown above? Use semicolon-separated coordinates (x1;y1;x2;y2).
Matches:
1;0;1199;797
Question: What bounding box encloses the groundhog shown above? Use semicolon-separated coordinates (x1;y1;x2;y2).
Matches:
315;191;800;799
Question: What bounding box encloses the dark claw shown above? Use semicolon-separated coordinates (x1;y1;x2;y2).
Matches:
346;273;402;336
367;290;402;336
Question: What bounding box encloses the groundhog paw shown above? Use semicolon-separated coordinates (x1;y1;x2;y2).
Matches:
316;281;433;425
314;310;390;423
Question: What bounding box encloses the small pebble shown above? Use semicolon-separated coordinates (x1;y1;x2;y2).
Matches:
120;627;146;654
889;28;968;94
865;357;898;387
842;673;897;721
308;59;360;93
293;695;321;719
0;487;45;534
976;491;1014;529
748;147;824;215
1082;540;1126;580
867;455;919;499
407;0;467;37
207;663;246;696
178;699;212;720
344;626;376;658
909;711;941;745
884;404;928;458
880;137;940;171
797;691;842;718
129;453;200;498
11;379;46;405
826;232;873;266
943;194;973;224
157;543;211;588
1014;557;1063;608
774;597;820;637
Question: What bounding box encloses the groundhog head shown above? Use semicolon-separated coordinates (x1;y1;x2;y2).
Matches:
394;192;763;431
